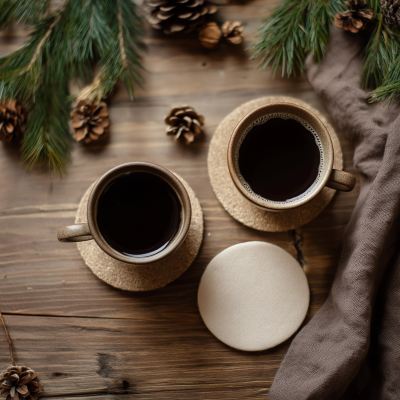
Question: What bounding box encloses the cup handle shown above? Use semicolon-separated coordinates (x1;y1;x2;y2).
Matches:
58;223;93;242
326;169;356;192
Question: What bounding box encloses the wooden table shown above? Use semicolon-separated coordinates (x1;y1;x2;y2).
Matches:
0;1;359;398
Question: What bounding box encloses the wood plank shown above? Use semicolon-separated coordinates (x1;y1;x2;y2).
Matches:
0;0;359;397
0;93;358;319
43;391;268;400
0;315;279;398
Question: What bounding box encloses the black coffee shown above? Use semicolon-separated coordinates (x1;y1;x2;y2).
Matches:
238;117;321;202
97;172;182;258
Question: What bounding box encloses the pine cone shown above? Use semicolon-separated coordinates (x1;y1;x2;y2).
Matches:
0;365;43;400
0;100;25;143
143;0;217;34
221;21;244;45
334;0;373;33
70;100;110;144
165;106;204;144
199;22;221;49
382;0;400;27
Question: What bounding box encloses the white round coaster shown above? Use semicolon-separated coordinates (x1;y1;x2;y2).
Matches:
198;241;310;351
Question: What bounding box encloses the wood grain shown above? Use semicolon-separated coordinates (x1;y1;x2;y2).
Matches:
0;1;359;398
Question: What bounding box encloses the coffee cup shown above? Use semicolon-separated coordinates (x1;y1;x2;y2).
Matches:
227;102;356;212
58;162;192;265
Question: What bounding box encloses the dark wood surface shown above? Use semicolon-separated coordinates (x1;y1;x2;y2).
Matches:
0;1;359;398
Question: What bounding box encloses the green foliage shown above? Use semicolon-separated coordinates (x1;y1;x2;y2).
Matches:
250;0;400;105
82;0;145;103
364;5;400;104
0;0;144;173
361;14;400;91
306;0;345;63
249;0;309;77
0;0;50;28
369;52;400;103
249;0;344;77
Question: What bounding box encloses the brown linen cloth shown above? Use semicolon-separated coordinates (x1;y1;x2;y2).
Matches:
269;28;400;400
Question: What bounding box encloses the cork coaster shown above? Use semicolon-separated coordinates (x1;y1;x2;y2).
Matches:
198;242;309;351
75;174;204;291
208;96;343;232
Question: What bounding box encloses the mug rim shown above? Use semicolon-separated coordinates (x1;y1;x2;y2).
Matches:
87;162;192;265
227;102;334;211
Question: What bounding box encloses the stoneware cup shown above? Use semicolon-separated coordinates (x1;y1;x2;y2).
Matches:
227;102;356;212
57;162;192;265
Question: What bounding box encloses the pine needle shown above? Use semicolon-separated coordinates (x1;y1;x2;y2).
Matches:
360;15;400;91
306;0;345;63
369;52;400;104
249;0;310;78
0;0;50;28
249;0;344;77
82;0;145;102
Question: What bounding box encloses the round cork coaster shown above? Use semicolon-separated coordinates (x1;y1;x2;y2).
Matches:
198;242;309;351
208;96;343;232
75;174;204;291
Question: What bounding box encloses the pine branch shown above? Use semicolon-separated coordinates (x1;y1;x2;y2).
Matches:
76;0;144;103
0;0;50;28
306;0;345;63
250;0;344;77
360;14;400;90
360;0;400;103
369;52;400;103
249;0;309;77
0;0;144;173
21;74;71;173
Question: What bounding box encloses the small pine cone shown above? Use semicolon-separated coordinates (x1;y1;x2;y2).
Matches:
199;22;222;49
0;100;25;143
334;0;373;33
0;365;44;400
382;0;400;27
165;106;204;144
143;0;217;35
70;100;110;144
221;21;244;45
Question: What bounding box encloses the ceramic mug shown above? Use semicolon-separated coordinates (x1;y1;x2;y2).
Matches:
227;102;356;212
57;162;192;265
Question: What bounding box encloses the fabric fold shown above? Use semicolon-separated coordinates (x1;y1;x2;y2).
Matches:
269;28;400;400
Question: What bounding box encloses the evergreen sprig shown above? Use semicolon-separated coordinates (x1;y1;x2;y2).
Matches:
249;0;309;77
250;0;400;105
249;0;345;77
369;54;400;103
306;0;345;63
80;0;145;103
0;0;144;173
0;0;50;28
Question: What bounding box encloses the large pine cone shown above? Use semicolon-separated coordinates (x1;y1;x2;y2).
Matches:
165;106;204;144
382;0;400;27
143;0;217;34
70;100;110;144
0;100;25;143
0;366;44;400
334;0;373;33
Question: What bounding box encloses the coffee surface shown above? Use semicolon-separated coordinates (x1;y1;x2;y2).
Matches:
238;117;321;202
97;172;182;257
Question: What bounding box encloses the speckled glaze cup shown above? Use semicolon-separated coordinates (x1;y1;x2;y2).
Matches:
57;162;192;265
227;102;356;212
